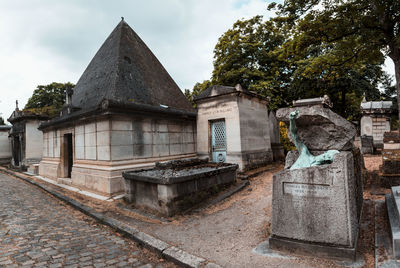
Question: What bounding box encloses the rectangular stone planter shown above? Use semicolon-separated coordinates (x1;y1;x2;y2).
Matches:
123;158;238;216
270;151;362;261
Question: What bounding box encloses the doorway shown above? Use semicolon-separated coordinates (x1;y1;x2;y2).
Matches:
63;133;73;178
211;120;226;163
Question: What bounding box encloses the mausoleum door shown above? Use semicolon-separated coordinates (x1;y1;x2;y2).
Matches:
211;120;226;163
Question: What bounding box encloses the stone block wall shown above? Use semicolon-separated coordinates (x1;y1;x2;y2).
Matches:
196;96;243;166
24;120;44;165
361;115;390;145
0;129;11;164
238;96;273;169
39;114;197;195
196;93;273;171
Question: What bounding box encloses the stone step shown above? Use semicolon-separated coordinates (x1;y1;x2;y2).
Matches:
385;193;400;258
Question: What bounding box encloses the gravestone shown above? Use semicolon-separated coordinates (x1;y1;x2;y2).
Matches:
270;97;363;261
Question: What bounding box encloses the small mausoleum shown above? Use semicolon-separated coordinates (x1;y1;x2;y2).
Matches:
194;84;273;171
360;97;392;147
38;19;196;196
0;125;12;165
8;102;48;171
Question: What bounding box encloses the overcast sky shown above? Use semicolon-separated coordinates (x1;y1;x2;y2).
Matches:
0;0;395;124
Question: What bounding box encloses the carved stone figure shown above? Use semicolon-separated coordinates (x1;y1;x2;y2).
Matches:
289;110;339;170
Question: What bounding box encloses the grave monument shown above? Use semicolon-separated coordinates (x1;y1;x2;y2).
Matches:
38;19;196;196
270;97;363;261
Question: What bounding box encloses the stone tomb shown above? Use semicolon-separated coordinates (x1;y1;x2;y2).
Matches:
270;152;360;260
0;125;12;165
271;98;363;261
360;98;392;149
123;158;238;216
8;105;48;171
194;84;273;171
379;132;400;186
38;19;196;196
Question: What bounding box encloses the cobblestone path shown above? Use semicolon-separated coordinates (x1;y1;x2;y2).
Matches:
0;172;175;268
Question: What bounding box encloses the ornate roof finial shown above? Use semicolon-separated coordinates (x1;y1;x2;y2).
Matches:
16;100;18;110
121;16;124;21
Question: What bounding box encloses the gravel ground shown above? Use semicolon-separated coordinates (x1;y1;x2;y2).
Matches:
1;155;391;267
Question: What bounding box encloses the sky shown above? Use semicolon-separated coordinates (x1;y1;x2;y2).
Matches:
0;0;396;124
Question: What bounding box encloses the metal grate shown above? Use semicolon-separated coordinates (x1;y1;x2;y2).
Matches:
212;121;226;150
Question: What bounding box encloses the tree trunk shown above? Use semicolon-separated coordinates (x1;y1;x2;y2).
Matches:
391;50;400;132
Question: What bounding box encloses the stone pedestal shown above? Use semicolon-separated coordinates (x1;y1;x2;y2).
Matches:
270;152;361;261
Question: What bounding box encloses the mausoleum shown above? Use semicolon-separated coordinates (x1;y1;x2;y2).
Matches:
194;84;273;171
360;97;392;146
38;19;196;196
0;125;12;165
8;103;48;171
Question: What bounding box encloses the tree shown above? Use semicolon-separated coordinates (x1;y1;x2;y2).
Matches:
187;15;387;119
269;0;400;124
211;16;290;110
24;82;75;117
184;80;212;107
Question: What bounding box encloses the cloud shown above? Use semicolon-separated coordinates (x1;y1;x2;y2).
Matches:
0;0;394;122
0;0;274;121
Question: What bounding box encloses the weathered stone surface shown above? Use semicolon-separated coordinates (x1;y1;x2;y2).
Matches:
276;106;356;151
123;159;238;216
361;135;374;154
271;152;360;251
284;150;299;169
162;246;206;268
386;190;400;258
382;150;400;175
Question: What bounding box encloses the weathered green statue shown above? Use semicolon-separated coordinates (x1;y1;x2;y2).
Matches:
289;110;339;170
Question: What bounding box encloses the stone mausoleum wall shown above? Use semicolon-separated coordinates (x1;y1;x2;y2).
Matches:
25;120;44;165
196;89;273;171
39;115;196;195
0;126;11;165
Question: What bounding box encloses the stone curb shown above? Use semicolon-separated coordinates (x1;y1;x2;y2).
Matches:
0;168;222;268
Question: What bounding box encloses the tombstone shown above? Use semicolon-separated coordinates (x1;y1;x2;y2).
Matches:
270;97;363;261
360;135;374;154
0;125;12;165
194;85;273;171
379;132;400;186
38;19;196;196
360;97;392;150
8;103;49;171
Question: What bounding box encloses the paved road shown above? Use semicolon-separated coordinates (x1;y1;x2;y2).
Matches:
0;172;175;268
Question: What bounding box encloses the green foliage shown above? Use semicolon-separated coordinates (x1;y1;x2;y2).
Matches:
269;0;400;120
211;16;289;110
184;80;211;107
280;122;295;153
24;82;75;118
190;14;389;120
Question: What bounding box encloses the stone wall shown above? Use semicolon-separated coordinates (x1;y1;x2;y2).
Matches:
237;96;273;169
24;120;44;165
39;114;196;195
0;129;11;164
361;115;390;145
197;93;273;170
197;95;243;166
